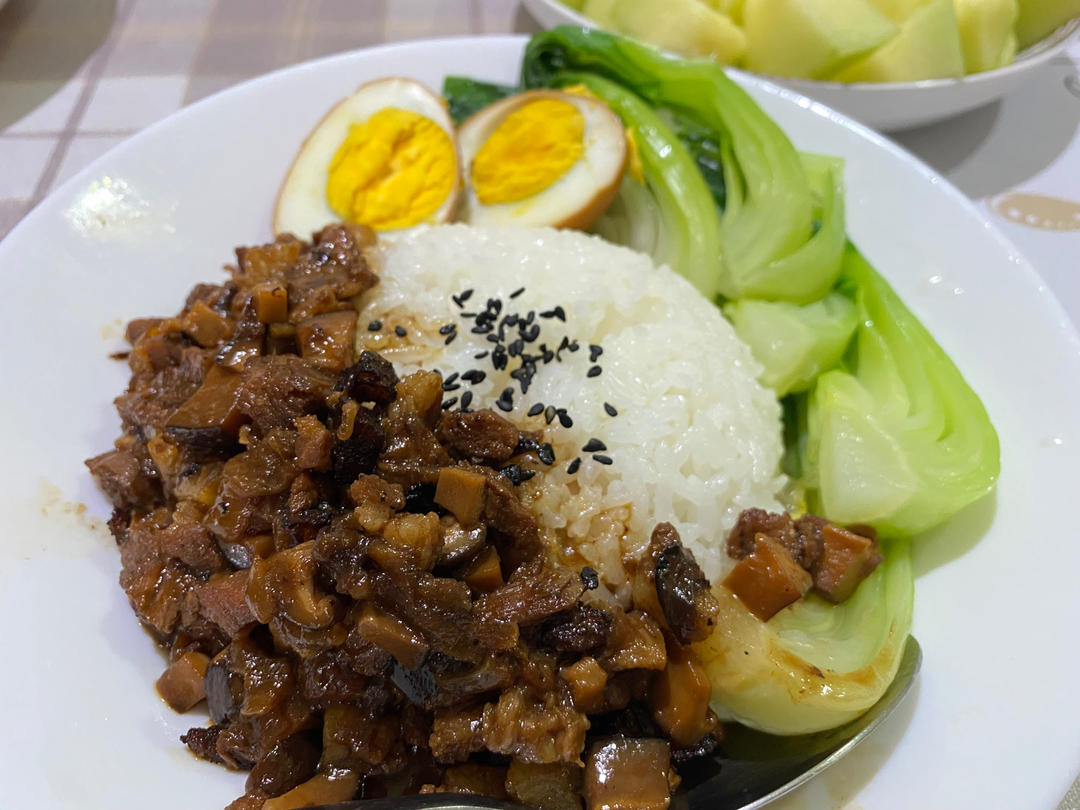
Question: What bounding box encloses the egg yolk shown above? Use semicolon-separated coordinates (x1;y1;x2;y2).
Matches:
471;99;585;205
326;108;456;231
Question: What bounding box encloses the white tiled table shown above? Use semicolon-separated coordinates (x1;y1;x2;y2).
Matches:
1;1;1078;806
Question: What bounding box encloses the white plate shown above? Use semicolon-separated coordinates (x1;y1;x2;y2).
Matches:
523;0;1080;131
1;35;1078;810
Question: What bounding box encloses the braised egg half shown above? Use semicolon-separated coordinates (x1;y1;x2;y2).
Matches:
274;77;460;237
458;90;627;230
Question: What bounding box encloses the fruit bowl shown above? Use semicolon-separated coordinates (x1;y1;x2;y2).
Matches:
522;0;1080;131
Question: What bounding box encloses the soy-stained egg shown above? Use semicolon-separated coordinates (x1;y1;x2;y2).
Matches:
457;90;627;230
274;77;460;237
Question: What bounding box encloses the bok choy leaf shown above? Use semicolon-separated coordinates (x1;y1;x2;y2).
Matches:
801;244;1000;536
523;26;837;302
555;71;725;300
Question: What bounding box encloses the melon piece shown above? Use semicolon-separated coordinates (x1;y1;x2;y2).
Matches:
742;0;898;79
1015;0;1080;48
866;0;933;21
955;0;1020;71
832;0;964;81
583;0;747;62
581;0;618;20
703;0;749;24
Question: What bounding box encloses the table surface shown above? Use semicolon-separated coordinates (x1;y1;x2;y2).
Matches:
1;1;1078;807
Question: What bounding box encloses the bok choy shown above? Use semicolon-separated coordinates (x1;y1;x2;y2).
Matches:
800;245;1000;537
522;26;843;302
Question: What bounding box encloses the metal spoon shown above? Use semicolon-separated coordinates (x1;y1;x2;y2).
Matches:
309;636;921;810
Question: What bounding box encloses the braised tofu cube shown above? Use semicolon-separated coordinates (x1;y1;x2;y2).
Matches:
560;656;609;713
584;738;672;810
811;523;883;603
722;534;812;621
155;651;210;712
435;466;487;526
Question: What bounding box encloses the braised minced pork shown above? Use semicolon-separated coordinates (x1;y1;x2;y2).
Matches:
87;226;722;810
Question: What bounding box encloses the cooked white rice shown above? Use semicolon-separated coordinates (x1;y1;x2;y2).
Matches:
356;224;786;594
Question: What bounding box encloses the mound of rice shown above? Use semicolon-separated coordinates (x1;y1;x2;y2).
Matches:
356;224;787;594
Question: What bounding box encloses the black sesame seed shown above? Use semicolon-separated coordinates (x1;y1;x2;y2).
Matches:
439;324;455;335
460;311;477;319
587;365;602;378
538;443;556;465
441;381;460;392
501;387;514;402
544;405;557;424
568;340;580;353
567;457;582;475
582;438;607;453
592;453;613;465
367;320;382;331
461;370;486;384
516;436;540;454
589;344;603;362
557;411;573;429
510;286;525;299
604;402;618;417
474;350;489;359
495;399;512;412
580;565;598;589
444;372;459;384
499;464;537;486
471;325;490;334
441;397;458;410
508;338;524;357
444;332;457;345
394;325;407;337
527;403;544;417
460;391;473;410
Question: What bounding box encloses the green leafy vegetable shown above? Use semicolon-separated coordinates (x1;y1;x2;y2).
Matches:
441;76;517;124
555;71;725;300
724;289;858;397
671;114;728;210
741;152;846;302
522;26;824;301
800;244;1000;536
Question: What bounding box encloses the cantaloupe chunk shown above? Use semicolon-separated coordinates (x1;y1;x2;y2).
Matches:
955;0;1020;72
583;0;748;61
1015;0;1080;48
832;0;964;81
742;0;898;79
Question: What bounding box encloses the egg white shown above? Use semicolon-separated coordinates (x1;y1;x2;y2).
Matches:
457;90;627;231
274;77;460;239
